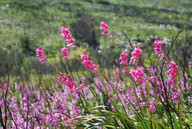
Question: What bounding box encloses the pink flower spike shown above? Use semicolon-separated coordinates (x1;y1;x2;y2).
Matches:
60;26;76;49
100;21;108;36
60;27;70;34
132;46;142;59
57;73;65;83
67;39;75;44
150;101;157;113
122;69;127;74
67;43;74;47
70;45;75;49
167;61;178;83
154;40;163;54
64;76;76;91
129;67;144;84
100;21;108;29
80;54;99;73
61;47;69;60
57;73;76;92
36;47;47;64
80;54;89;60
129;45;142;65
119;51;129;65
154;40;163;48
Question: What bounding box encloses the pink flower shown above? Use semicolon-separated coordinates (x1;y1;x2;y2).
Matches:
150;101;157;113
129;67;144;84
57;73;64;83
115;59;118;63
36;47;47;64
80;54;99;73
171;89;180;101
119;51;129;65
167;61;178;83
60;26;76;49
65;76;76;91
158;53;164;60
57;73;76;91
122;69;127;74
132;47;142;59
129;46;142;64
100;21;108;36
154;40;163;54
189;62;191;67
80;54;89;61
61;47;69;59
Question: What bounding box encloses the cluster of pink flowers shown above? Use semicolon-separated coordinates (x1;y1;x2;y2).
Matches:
36;47;47;64
150;100;157;113
119;50;129;74
80;54;99;73
167;61;178;83
1;80;81;128
57;72;76;91
129;67;144;84
100;21;108;36
171;89;180;101
154;40;164;59
129;45;142;64
60;26;75;49
154;40;163;54
119;50;129;65
61;47;69;59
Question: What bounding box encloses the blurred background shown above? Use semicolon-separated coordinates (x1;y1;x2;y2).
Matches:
0;0;192;79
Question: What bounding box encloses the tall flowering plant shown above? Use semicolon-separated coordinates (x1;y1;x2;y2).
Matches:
1;21;188;129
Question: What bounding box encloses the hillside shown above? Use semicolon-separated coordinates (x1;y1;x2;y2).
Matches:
0;0;192;76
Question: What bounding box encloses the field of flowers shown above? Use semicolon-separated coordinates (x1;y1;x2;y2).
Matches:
0;22;192;129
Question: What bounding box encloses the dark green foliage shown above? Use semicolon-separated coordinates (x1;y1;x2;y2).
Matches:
71;15;100;50
20;35;36;56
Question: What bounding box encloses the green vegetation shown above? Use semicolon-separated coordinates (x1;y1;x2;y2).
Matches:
0;0;192;77
0;1;192;128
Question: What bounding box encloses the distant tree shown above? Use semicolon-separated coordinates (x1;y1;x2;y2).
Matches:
20;34;35;56
70;15;100;50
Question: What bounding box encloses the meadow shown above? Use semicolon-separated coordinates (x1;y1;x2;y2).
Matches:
0;0;192;76
0;0;192;128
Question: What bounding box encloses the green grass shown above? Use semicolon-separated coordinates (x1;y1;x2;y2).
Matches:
0;0;191;47
0;0;192;76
